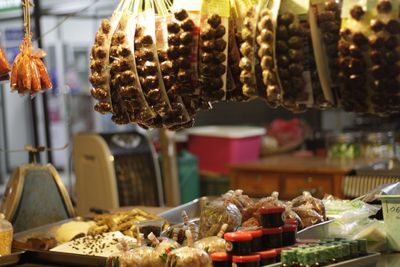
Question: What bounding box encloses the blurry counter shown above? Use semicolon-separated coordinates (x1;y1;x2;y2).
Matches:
229;155;380;199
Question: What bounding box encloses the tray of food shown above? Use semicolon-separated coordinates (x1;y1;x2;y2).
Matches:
0;251;25;266
8;190;347;266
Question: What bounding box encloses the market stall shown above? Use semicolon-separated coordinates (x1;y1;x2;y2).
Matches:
0;0;399;266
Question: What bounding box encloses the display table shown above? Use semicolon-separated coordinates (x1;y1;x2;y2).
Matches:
229;155;378;199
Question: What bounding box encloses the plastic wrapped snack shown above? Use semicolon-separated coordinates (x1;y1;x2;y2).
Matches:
242;191;285;225
292;203;324;228
90;1;128;115
153;0;193;129
225;0;249;102
119;234;161;267
0;47;11;81
199;200;242;238
338;0;400;115
222;189;254;215
148;232;180;264
276;0;315;112
239;3;259;98
291;191;326;220
194;224;227;254
135;5;172;127
255;0;282;107
166;230;211;267
198;0;229;102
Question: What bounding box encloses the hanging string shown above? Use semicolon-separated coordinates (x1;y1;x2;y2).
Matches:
0;143;69;153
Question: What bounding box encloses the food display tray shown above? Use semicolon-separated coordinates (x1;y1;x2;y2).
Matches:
159;196;334;240
265;253;381;267
21;249;108;266
0;251;25;266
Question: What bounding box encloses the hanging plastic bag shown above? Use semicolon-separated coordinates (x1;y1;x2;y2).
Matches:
238;1;259;98
276;0;314;112
255;0;282;107
0;47;11;81
90;0;129;115
309;0;342;108
337;0;400;115
198;0;229;102
135;1;173;127
154;0;194;129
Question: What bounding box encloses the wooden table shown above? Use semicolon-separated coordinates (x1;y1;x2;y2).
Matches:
229;155;377;199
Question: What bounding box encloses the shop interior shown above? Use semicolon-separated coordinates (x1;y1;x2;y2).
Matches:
0;0;399;266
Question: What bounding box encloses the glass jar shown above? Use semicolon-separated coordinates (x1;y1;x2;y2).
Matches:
364;132;395;159
0;214;13;256
259;207;285;228
256;249;277;265
211;252;232;267
224;232;253;256
241;230;263;252
262;227;283;250
283;224;297;246
232;255;260;267
327;132;361;159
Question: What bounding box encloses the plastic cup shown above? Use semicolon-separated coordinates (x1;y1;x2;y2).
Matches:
378;195;400;251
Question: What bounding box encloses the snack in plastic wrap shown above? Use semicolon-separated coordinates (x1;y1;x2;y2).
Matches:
291;191;326;220
292;203;324;229
255;0;282;107
198;1;229;102
90;1;128;115
119;234;161;267
241;191;284;225
222;189;254;215
0;47;11;81
194;224;228;254
166;230;211;267
199;200;242;238
148;232;180;264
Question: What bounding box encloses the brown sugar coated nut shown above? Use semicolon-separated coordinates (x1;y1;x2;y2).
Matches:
181;19;195;32
352;32;368;46
350;5;365;21
214;25;226;38
369;36;385;49
208;14;222;28
174;9;189;21
386;20;400;34
384;36;398;50
180;32;193;45
167;22;181;34
370;19;385;32
214;39;227;52
377;0;392;13
278;13;295;26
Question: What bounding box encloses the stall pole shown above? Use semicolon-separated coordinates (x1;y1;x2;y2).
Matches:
33;0;53;163
160;129;181;206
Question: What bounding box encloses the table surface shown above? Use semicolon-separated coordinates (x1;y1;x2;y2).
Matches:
230;155;379;175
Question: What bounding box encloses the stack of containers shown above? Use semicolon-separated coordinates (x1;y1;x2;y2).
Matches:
211;206;299;267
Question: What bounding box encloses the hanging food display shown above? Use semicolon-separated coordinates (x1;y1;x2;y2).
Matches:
338;0;400;115
89;0;400;130
0;47;11;81
10;0;52;96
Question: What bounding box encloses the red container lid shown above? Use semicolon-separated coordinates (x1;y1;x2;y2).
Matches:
262;227;283;235
241;229;263;238
211;252;231;262
283;224;297;232
224;232;253;242
275;247;284;255
256;249;277;259
232;255;261;263
285;219;299;226
259;206;285;214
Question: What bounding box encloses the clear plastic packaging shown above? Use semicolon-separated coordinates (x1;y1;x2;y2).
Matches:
0;214;13;256
291;191;326;220
0;47;11;80
222;189;254;215
194;224;228;254
153;1;192;129
199;200;242;238
166;230;211;267
119;234;162;267
198;0;230;102
135;5;173;126
90;1;128;115
148;233;181;265
255;0;282;107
